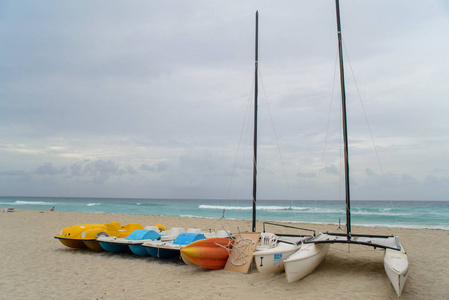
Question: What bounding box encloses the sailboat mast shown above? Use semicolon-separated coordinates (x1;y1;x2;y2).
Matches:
335;0;351;238
252;10;259;233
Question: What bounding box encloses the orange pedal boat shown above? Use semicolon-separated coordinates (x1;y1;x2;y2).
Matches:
181;237;234;270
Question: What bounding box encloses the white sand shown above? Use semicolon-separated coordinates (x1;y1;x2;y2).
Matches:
1;209;447;299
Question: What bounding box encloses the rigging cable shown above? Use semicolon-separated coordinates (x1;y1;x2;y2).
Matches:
314;51;339;224
225;72;255;226
258;68;291;193
342;42;398;224
259;67;305;227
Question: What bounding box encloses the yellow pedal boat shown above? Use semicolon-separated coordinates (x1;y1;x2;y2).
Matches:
54;222;143;251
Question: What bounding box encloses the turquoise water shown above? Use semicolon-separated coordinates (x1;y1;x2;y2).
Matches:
1;197;448;230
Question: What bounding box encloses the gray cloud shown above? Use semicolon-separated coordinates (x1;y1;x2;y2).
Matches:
141;162;169;173
33;163;67;176
323;165;339;176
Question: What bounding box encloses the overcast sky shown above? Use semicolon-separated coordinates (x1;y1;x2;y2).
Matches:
1;1;448;201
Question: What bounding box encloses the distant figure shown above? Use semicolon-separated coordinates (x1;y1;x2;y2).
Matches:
50;206;55;211
221;208;226;219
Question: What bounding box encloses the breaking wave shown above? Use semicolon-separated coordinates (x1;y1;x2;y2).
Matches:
9;200;55;205
199;205;307;211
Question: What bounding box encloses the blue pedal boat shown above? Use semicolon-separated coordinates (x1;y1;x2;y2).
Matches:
142;232;206;259
98;226;164;255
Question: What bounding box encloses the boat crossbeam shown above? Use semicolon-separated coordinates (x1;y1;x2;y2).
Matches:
305;232;403;251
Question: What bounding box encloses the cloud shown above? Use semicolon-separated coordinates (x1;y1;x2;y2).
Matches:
28;160;129;184
425;175;449;187
33;163;67;176
0;170;27;176
75;160;125;183
141;162;169;173
296;171;316;178
323;165;339;175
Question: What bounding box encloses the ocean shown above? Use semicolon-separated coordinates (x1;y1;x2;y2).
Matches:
1;197;448;230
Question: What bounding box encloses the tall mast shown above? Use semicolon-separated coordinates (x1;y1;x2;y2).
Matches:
335;0;351;238
252;10;259;233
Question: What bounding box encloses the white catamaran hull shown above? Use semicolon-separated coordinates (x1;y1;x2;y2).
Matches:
284;243;330;283
384;248;409;297
253;242;300;274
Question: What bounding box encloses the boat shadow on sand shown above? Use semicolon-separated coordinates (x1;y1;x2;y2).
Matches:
312;247;389;278
55;246;190;268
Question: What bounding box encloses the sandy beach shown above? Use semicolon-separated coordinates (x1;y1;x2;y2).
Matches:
1;209;447;299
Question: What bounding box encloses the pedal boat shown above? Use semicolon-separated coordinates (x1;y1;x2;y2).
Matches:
97;225;166;255
142;229;207;259
54;222;143;251
180;231;233;269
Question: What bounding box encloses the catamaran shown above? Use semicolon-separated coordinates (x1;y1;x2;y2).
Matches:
283;1;409;297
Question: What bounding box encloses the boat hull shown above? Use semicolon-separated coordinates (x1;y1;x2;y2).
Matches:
253;242;300;274
97;229;162;254
57;238;87;249
147;245;181;259
99;241;130;253
181;238;233;270
128;244;149;256
143;232;206;259
384;248;408;297
83;240;104;251
284;243;330;283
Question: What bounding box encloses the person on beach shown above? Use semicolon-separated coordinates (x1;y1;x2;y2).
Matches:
50;206;55;211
